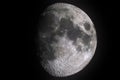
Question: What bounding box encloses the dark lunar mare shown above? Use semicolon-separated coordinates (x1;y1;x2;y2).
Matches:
84;22;91;31
39;13;57;33
38;13;60;61
58;18;92;46
39;39;56;60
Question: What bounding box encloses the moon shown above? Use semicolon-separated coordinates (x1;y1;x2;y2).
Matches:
37;3;97;77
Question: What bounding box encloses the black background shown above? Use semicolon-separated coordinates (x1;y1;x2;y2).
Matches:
27;0;118;80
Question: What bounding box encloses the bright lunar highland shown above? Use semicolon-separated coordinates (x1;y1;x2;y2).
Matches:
38;3;97;77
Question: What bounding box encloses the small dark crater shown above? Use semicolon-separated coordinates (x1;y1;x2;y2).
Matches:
84;22;91;30
76;46;82;52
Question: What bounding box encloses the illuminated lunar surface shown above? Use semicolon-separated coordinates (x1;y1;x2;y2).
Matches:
38;3;97;77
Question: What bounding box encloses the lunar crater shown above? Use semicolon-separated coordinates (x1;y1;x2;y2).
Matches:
84;22;91;30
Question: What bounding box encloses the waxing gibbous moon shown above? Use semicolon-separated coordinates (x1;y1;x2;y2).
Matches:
38;3;97;77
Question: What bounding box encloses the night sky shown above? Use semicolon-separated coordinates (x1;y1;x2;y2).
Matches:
27;0;118;80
